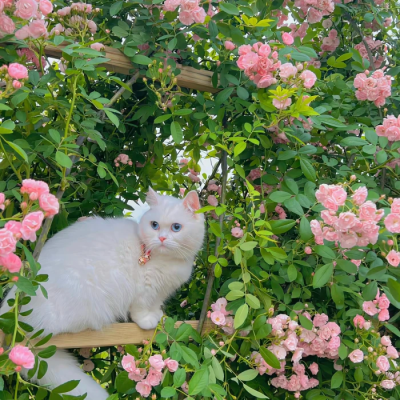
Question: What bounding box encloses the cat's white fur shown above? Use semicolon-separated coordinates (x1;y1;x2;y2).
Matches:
1;189;204;399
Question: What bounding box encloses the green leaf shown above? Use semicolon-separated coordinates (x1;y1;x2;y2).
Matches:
240;241;257;251
175;323;192;341
234;304;248;328
388;278;400;303
283;197;303;216
234;142;246;157
174;109;192;116
269;191;292;202
331;371;343;389
245;294;260;309
11;91;29;106
173;368;186;387
269;219;296;234
317;115;347;128
287;264;297;282
215;87;234;105
104;109;120;128
259;347;280;369
331;284;345;308
110;1;123;15
313;263;333;288
386;323;400;337
300;158;316;181
212;357;224;381
300;217;313;241
5;140;28;163
154;114;172;123
237;86;248;100
160;387;177;398
37;360;48;380
182;346;199;368
362;281;378;301
15;276;37;296
53;380;80;394
299;314;313;330
38;346;57;359
132;55;152;65
55;151;72;168
171;121;183;144
354;367;363;382
116;371;134;393
188;368;209;395
340;137;366;147
237;369;258;381
219;2;240;14
314;245;336;259
338;343;348;360
337;259;357;274
243;384;268;399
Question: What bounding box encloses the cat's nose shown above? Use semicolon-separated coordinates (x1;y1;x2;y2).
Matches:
159;236;167;243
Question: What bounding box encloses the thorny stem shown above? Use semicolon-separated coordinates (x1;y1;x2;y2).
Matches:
198;151;228;333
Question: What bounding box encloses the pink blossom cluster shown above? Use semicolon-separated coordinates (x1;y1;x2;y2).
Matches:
179;158;201;183
122;353;178;397
354;69;392;107
114;153;133;167
275;205;287;220
289;22;309;40
362;290;390;322
384;199;400;234
251;313;340;396
354;36;385;70
207;179;222;196
294;0;335;24
0;0;52;40
16;48;46;70
0;180;59;274
321;29;340;53
0;62;28;95
163;0;206;26
8;345;35;370
311;184;383;249
376;115;400;142
231;220;244;238
208;298;235;334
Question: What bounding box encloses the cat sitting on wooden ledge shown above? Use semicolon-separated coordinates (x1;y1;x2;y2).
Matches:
0;188;205;399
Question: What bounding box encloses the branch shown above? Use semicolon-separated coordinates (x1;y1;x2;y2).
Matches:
200;158;222;194
197;151;227;333
33;72;140;261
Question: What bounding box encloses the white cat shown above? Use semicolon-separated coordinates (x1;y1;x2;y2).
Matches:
1;189;204;399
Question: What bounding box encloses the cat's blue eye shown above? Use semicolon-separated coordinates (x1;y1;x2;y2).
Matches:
171;223;182;232
151;221;159;230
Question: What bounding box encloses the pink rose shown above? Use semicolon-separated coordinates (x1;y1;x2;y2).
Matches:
305;246;312;254
207;195;218;206
231;227;244;238
381;380;396;390
28;19;47;39
378;294;391;309
353;315;365;329
14;0;37;19
193;7;206;23
0;229;17;256
8;63;28;80
300;70;317;88
211;310;226;326
90;43;105;51
0;14;15;34
39;0;52;15
381;336;392;346
0;253;22;273
385;213;400;233
272;97;292;110
279;63;298;79
163;0;181;11
164;358;179;372
237;52;259;71
128;368;147;381
348;349;364;363
376;355;390;372
224;40;236;51
282;32;294;45
9;345;35;369
291;348;304;363
359;201;377;221
327;336;341;350
339;232;358;249
321;210;338;225
181;0;199;11
39;193;59;217
5;221;22;238
337;212;358;231
362;301;379;316
309;362;318;375
313;313;328;328
121;354;136;373
87;20;97;34
283;333;298;351
268;345;287;360
391;198;400;213
352;186;368;205
310;220;322;236
330;186;347;206
147;367;163;386
136;380;152;397
180;299;187;308
386;346;399;359
15;26;30;40
57;6;71;16
238;45;252;55
20;211;44;242
378;308;390;321
149;354;165;371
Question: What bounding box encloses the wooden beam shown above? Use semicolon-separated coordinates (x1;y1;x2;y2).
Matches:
11;320;213;350
44;44;218;93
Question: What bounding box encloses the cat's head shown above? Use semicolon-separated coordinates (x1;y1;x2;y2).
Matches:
139;188;205;259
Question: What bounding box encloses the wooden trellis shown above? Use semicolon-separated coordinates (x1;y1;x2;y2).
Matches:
45;44;219;93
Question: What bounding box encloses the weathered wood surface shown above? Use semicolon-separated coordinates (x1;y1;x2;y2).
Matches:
0;320;213;349
44;44;218;92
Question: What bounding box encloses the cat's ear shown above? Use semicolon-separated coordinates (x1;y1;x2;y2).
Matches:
146;187;159;207
183;191;200;213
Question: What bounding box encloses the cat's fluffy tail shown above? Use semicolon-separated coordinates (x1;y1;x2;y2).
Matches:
30;350;109;400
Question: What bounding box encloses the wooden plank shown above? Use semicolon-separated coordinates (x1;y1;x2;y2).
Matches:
44;44;218;92
16;320;213;349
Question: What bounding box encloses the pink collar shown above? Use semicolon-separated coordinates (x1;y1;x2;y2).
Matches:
138;244;151;266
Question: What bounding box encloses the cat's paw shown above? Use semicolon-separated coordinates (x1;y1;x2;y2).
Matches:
134;310;163;330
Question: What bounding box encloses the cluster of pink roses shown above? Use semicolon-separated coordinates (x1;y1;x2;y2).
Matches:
51;3;98;37
0;179;59;274
354;69;392;107
121;353;178;398
163;0;206;26
321;29;340;53
8;345;35;371
179;158;201;183
376;114;400;142
209;298;235;334
0;62;28;95
354;36;385;70
114;153;133;167
252;313;341;397
231;220;244;238
294;0;335;24
384;198;400;234
362;290;390;321
0;0;52;40
310;184;383;248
